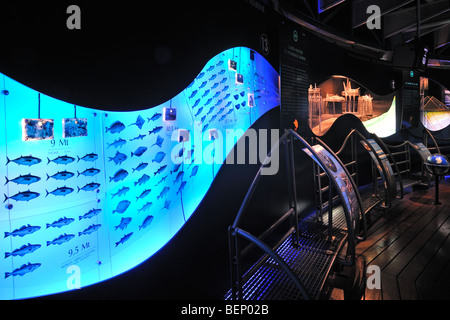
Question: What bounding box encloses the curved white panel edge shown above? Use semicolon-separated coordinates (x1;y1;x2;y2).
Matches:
0;47;280;299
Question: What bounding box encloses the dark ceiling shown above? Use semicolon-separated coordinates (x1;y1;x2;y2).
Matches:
278;0;450;58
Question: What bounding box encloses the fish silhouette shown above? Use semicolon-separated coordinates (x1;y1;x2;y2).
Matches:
113;200;131;214
210;114;217;122
222;85;230;92
79;224;101;236
115;232;133;247
5;174;41;185
148;113;162;122
220;77;228;84
47;171;74;181
190;165;199;177
197;72;205;79
109;169;128;183
155;175;167;186
201;115;206;123
46;186;74;197
173;171;184;184
202;124;209;132
5;225;41;238
177;181;187;195
78;153;98;162
129;115;145;129
208;74;217;81
136;189;151;201
137;202;153;214
47;217;75;228
48;155;75;165
219;115;227;121
206;65;215;72
154;165;167;176
5;263;41;278
133;162;148;173
160;199;171;212
111;186;130;198
115;217;132;231
199;81;207;89
194;107;203;117
139;215;154;230
79;209;102;220
206;106;215;115
192;99;201;108
152;152;166;163
214;99;223;107
130;134;146;141
131;146;148;158
223;93;231;100
47;233;75;246
202;89;210;98
4;190;40;202
108;151;127;165
157;187;170;200
78;168;101;177
171;163;182;174
149;126;163;135
211;82;219;90
205;98;213;106
134;174;150;186
5;243;41;258
6;155;42;167
218;69;226;75
188;90;198;99
224;101;232;108
107;138;127;149
216;60;224;66
105;121;125;134
212;91;220;99
77;183;100;193
151;135;164;148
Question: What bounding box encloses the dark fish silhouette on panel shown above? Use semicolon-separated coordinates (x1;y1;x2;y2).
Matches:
160;199;171;212
6;155;42;167
155;175;167;186
5;263;41;278
47;171;74;181
130;134;146;141
137;202;153;214
77;153;98;162
151;135;164;148
173;171;184;184
46;186;74;197
107;138;127;149
47;233;75;246
109;169;128;183
134;174;150;186
157;187;170;200
177;181;187;195
194;107;203;117
205;98;213;106
108;151;127;165
4;190;40;203
5;174;41;185
211;82;219;90
188;90;198;99
111;186;130;198
77;183;100;193
206;65;215;72
147;113;162;122
202;89;210;98
78;168;101;177
131;146;147;158
115;217;132;231
132;162;148;173
139;215;154;230
105;121;125;134
79;209;102;220
154;165;167;176
46;217;75;228
79;224;101;236
190;165;199;178
197;72;205;79
129;115;145;130
5;244;41;258
192;99;201;108
5;225;41;238
149;126;163;135
47;155;75;165
115;233;133;247
152;152;166;163
199;81;207;89
113;200;131;214
136;189;151;201
170;163;182;174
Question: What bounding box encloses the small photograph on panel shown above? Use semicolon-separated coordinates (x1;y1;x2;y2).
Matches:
163;107;177;121
63;118;88;138
22;119;54;141
228;59;237;71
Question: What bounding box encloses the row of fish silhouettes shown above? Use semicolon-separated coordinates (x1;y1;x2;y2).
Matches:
105;112;163;135
6;153;99;167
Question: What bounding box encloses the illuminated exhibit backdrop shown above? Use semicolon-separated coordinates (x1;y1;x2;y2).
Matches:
309;76;397;138
0;47;280;299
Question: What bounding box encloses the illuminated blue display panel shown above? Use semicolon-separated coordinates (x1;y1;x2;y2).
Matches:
0;47;280;299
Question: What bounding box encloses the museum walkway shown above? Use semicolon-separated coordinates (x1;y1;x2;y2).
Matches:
331;177;450;300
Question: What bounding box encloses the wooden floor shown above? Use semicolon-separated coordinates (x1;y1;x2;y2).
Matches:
334;177;450;300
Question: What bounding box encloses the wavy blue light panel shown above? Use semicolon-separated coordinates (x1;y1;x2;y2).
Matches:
0;47;280;299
